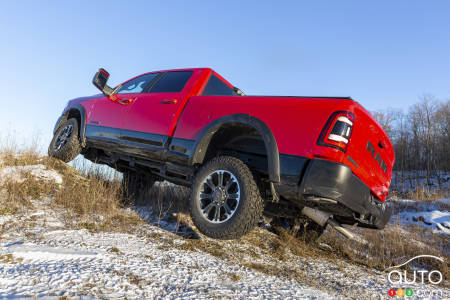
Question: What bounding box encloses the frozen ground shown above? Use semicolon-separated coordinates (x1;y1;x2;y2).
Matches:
0;164;63;185
1;200;447;299
0;163;448;299
0;227;331;298
391;198;450;235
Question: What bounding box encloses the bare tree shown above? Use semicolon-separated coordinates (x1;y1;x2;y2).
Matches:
371;96;449;191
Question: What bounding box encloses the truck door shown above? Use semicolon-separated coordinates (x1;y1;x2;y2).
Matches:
87;72;160;130
121;71;194;144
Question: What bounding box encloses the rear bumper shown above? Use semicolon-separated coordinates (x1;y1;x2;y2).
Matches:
278;158;392;229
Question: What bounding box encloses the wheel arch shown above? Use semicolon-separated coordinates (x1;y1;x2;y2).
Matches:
54;104;87;146
190;114;280;183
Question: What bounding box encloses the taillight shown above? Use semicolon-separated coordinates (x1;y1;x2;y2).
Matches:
317;111;355;152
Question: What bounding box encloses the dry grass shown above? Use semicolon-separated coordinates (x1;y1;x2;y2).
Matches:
0;149;143;233
0;253;23;264
131;178;449;287
1;146;448;291
0;151;61;215
108;247;122;254
391;187;449;202
320;224;449;285
228;273;240;282
54;169;145;232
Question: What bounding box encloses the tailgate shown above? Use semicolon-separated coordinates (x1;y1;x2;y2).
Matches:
344;104;395;201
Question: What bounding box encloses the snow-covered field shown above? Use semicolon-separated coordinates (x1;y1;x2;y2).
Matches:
0;161;448;299
0;207;333;299
391;197;450;235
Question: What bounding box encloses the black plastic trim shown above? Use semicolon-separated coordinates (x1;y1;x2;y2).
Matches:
190;114;281;183
166;137;195;165
120;129;166;147
85;125;168;161
299;158;391;229
276;154;309;200
53;104;87;146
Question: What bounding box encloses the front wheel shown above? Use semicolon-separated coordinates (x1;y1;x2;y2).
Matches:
48;118;82;162
189;156;264;239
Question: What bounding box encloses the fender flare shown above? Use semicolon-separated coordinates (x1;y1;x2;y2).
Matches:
53;104;87;146
189;114;280;183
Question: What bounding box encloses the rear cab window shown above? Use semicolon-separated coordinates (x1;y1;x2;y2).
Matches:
202;74;234;96
149;71;193;93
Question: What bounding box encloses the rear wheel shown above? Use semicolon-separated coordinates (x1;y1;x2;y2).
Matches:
189;156;264;239
48;118;82;162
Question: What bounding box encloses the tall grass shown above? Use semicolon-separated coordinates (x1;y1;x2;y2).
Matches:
0;145;143;232
0;140;448;288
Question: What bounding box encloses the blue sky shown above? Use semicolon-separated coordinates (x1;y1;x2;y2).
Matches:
0;1;449;149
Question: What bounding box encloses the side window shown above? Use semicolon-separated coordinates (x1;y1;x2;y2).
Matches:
202;75;233;96
117;73;160;94
150;71;193;93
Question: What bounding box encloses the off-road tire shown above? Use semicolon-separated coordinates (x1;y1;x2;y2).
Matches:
48;118;82;162
189;156;264;239
122;171;155;205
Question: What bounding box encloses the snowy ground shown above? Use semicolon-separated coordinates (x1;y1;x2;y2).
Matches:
0;208;332;299
390;197;450;235
0;163;448;299
1;200;447;299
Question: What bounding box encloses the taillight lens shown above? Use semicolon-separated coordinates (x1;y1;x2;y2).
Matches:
318;111;355;152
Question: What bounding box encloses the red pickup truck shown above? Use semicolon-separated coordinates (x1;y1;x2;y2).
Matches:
49;68;394;240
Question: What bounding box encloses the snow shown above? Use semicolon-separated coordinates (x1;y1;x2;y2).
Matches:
5;243;98;261
0;226;333;299
390;197;450;235
0;164;63;184
0;162;448;299
394;209;450;235
438;198;450;206
0;199;446;299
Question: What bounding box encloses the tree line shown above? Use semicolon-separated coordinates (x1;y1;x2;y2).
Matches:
371;95;449;188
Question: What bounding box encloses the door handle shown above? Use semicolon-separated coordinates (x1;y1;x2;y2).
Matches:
118;98;135;104
160;99;177;104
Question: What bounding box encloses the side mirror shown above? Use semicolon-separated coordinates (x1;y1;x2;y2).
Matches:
93;68;114;96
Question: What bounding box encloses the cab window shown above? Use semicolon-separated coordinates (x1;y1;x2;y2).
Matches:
202;75;233;96
150;71;193;93
117;73;160;94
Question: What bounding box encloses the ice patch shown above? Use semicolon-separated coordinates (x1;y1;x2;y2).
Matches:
0;164;63;184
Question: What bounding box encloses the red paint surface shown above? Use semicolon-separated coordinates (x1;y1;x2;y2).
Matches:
81;68;395;201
